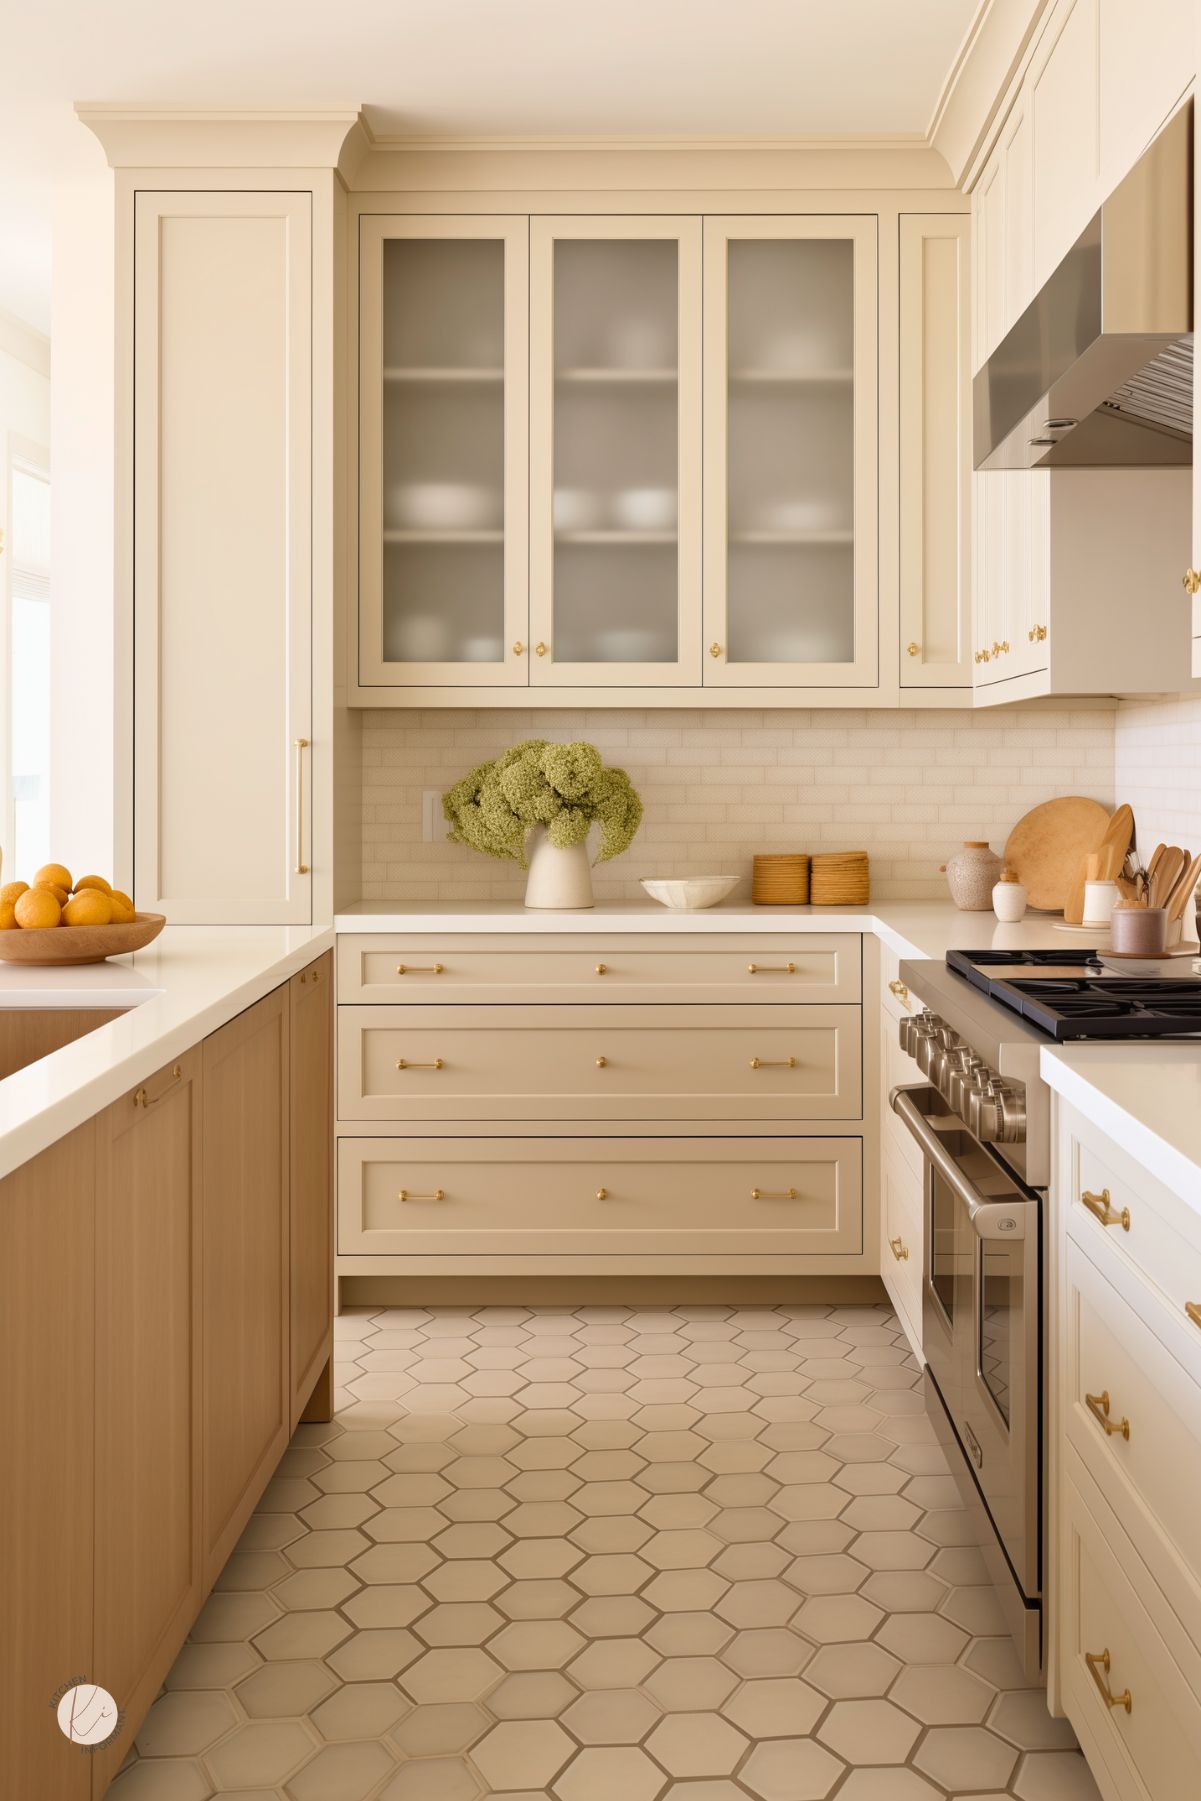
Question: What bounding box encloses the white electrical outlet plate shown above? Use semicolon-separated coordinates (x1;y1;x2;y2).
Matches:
423;790;452;843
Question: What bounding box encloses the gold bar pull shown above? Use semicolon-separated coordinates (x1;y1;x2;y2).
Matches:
1081;1188;1130;1231
595;1056;608;1068
1085;1648;1132;1714
1185;1300;1201;1331
134;1064;183;1109
747;962;796;974
294;737;310;875
889;1236;909;1262
750;1056;796;1069
1085;1390;1130;1440
396;963;444;975
752;1188;798;1201
396;1058;444;1070
398;1188;445;1203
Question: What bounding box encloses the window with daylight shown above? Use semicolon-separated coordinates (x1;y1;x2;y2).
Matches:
4;452;51;878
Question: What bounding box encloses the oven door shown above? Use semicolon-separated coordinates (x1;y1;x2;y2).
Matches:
892;1084;1041;1598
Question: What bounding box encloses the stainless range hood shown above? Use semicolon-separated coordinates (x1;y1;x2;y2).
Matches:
974;101;1193;470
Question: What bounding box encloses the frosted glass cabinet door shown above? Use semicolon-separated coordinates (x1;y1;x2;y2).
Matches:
358;216;529;687
529;218;702;687
703;217;878;688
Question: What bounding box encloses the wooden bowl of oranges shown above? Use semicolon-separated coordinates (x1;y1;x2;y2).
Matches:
0;865;166;965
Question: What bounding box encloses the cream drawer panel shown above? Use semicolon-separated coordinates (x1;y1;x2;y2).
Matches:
338;1004;862;1123
1063;1105;1201;1337
882;1148;923;1353
1064;1236;1201;1649
882;1022;923;1179
1060;1457;1201;1801
338;934;861;1005
338;1136;863;1257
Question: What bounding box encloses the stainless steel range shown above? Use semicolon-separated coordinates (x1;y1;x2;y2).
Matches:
889;946;1201;1682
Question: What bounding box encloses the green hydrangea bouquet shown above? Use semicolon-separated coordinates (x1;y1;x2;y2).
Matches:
442;740;643;867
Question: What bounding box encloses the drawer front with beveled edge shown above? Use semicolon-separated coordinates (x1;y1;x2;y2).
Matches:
338;1004;862;1123
337;934;861;1005
337;1136;863;1257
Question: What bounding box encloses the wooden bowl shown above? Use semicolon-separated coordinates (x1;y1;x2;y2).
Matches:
0;911;166;966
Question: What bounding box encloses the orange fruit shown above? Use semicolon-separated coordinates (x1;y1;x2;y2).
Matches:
63;891;114;928
15;888;61;929
34;863;73;894
109;891;136;924
74;874;112;896
0;880;29;906
30;882;68;907
0;901;18;930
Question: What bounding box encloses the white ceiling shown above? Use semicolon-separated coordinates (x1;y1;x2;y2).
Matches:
0;0;979;334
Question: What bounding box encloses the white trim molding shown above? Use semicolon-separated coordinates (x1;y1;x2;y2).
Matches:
0;307;50;378
76;105;363;170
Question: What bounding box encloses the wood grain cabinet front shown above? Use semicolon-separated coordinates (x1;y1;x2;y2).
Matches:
339;1136;862;1260
92;1050;203;1797
338;933;861;1005
290;952;334;1427
338;1002;862;1123
0;1123;97;1801
201;988;290;1584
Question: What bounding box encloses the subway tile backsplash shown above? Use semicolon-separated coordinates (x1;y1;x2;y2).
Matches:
1114;696;1201;856
360;703;1117;902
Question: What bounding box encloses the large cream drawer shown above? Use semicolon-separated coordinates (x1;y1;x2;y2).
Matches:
338;1137;863;1258
1060;1103;1201;1350
338;1004;862;1123
337;934;861;1005
1063;1235;1201;1651
1060;1453;1201;1801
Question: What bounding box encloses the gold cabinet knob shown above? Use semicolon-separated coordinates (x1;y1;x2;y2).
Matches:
595;963;607;975
1028;624;1047;642
888;979;909;1002
906;642;920;657
709;642;722;658
513;641;525;656
595;1056;607;1068
535;641;548;657
596;1187;608;1201
1184;568;1201;594
974;648;990;664
992;641;1009;657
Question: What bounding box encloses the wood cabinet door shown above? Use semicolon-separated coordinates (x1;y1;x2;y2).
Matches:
133;191;312;922
899;213;971;690
93;1053;202;1795
0;1125;96;1800
290;952;333;1428
202;987;290;1582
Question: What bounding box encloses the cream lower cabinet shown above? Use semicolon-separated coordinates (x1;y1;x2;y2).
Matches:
878;949;924;1357
1051;1099;1201;1796
132;191;312;922
336;932;866;1281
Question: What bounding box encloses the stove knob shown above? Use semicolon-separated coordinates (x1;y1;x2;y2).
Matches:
934;1045;973;1099
968;1077;1004;1141
995;1083;1027;1144
946;1055;986;1116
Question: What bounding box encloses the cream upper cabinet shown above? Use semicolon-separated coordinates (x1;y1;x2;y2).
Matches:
702;217;878;689
133;192;312;923
1100;0;1193;192
358;216;529;688
529;218;702;687
899;214;971;690
1029;0;1101;290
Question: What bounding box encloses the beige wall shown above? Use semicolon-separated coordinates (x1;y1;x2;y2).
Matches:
1114;697;1201;855
359;701;1117;902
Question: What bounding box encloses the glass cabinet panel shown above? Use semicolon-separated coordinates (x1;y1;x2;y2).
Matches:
530;219;701;686
703;218;878;687
359;217;529;687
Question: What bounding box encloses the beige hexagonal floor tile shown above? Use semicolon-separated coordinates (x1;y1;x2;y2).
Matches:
206;1720;317;1788
378;1755;482;1800
235;1660;339;1720
553;1745;668;1801
560;1686;660;1744
472;1719;575;1789
805;1642;900;1699
164;1639;260;1691
1012;1750;1104;1798
286;1738;396;1800
643;1656;739;1713
720;1627;815;1678
486;1670;578;1720
890;1661;996;1726
105;1761;212;1800
817;1697;920;1764
834;1771;942;1801
721;1676;825;1738
341;1583;429;1628
568;1637;660;1690
310;1680;409;1741
912;1725;1019;1792
401;1647;504;1704
252;1610;353;1662
135;1689;238;1756
327;1627;422;1680
646;1713;747;1777
740;1738;846;1800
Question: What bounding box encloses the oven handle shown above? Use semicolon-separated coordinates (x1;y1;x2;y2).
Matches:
890;1085;1028;1241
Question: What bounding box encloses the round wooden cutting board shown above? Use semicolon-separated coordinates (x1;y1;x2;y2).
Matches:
1003;798;1110;912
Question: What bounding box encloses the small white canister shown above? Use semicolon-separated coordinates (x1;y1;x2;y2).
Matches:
992;867;1028;922
1082;879;1120;929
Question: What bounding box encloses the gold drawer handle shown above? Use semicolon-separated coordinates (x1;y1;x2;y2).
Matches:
595;1056;608;1068
750;1056;796;1069
398;1188;445;1203
888;979;909;1001
1081;1187;1130;1232
596;1187;608;1200
396;963;444;976
889;1236;909;1262
975;648;990;663
1184;568;1201;595
752;1188;798;1201
1085;1648;1132;1714
1185;1300;1201;1331
595;963;607;975
396;1058;444;1070
134;1064;183;1109
1085;1390;1130;1441
747;962;796;974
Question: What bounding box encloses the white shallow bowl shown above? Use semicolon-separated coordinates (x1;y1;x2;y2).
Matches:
641;876;739;911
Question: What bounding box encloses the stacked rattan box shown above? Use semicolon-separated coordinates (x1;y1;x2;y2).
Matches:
810;851;870;904
752;854;810;905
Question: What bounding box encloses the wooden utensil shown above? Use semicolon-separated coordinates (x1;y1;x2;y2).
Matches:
1165;852;1201;924
1004;797;1110;912
1150;846;1184;909
1062;803;1134;924
1147;843;1167;886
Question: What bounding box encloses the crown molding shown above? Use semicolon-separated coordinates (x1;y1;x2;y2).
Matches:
928;0;1052;187
76;104;363;169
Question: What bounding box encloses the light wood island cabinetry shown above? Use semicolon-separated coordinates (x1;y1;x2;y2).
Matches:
289;952;334;1427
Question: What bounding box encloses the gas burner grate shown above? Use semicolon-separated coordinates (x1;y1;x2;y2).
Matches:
944;952;1201;1040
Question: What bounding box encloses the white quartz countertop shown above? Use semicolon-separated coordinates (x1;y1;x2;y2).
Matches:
1042;1044;1201;1203
0;924;333;1183
335;898;1090;960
